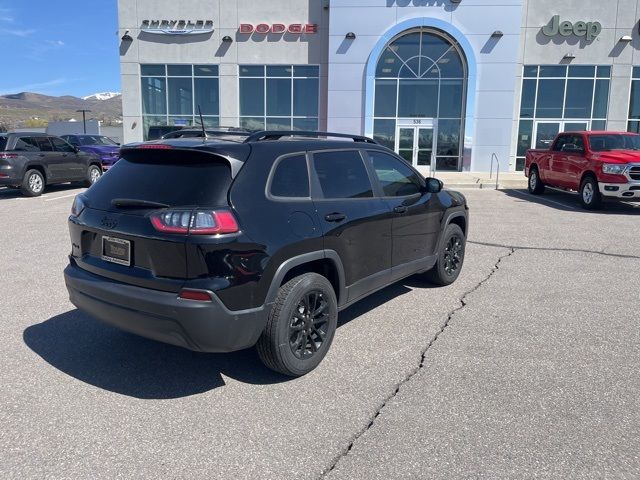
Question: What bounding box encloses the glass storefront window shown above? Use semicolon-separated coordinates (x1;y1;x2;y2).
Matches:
628;69;640;132
239;65;319;131
141;64;219;140
516;65;610;171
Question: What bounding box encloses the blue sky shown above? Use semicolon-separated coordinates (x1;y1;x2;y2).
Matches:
0;0;120;97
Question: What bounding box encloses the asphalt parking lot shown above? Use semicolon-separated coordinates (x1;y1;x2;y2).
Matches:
1;185;639;479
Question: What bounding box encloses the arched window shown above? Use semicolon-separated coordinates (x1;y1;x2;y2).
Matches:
372;29;467;171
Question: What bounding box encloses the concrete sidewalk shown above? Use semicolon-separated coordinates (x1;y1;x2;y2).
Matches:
415;169;528;189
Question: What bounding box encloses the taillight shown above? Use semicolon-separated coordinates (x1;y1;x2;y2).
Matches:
178;289;212;302
136;144;173;149
71;195;86;216
150;210;239;235
0;153;18;159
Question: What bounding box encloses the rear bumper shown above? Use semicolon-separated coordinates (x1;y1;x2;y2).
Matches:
599;181;640;200
64;262;269;352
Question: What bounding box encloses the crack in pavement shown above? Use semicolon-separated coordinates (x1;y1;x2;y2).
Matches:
468;241;640;260
319;247;517;479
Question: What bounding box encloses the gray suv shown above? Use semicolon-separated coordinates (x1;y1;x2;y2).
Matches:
0;133;103;196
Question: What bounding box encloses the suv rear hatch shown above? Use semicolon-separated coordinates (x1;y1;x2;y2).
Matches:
69;146;241;292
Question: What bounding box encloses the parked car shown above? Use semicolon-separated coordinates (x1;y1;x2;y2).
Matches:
525;131;640;209
161;127;251;139
64;131;469;376
61;134;121;171
0;132;102;196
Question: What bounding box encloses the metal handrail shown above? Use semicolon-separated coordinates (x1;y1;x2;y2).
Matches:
490;153;500;190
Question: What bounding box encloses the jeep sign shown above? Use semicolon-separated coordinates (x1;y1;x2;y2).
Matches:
542;15;602;42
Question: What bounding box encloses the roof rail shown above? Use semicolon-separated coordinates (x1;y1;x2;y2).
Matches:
243;130;378;144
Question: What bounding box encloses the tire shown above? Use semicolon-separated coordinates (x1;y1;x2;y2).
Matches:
256;273;338;377
83;164;102;187
425;223;466;286
20;169;45;197
579;175;602;210
527;166;545;194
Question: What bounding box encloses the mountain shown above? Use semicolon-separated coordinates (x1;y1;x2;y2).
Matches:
0;92;122;129
82;92;121;101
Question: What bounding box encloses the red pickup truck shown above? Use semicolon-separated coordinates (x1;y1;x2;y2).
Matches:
525;131;640;209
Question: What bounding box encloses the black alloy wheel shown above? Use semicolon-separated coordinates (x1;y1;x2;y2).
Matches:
288;290;330;360
442;235;463;276
424;223;466;286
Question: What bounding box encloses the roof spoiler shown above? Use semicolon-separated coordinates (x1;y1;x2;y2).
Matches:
243;130;378;144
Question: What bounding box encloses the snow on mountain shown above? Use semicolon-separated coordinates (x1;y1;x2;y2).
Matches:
82;92;121;101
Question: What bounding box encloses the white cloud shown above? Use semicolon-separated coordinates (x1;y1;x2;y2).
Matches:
0;27;34;37
0;78;70;95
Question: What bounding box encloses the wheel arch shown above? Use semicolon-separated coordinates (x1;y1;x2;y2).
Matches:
580;169;598;184
24;164;47;183
265;251;346;307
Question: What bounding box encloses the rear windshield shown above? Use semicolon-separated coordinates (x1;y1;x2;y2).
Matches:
85;154;232;211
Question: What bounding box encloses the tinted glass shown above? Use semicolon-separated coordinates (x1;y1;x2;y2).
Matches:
141;77;166;115
167;64;192;76
564;79;593;118
267;65;292;77
267;78;291;116
293;65;319;77
240;65;264;77
79;135;117;146
312;151;373;199
437;119;461;156
374;79;397;117
85;156;233;209
168;78;192;115
539;65;566;77
368;151;421;197
35;137;53;151
520;79;536;118
292;118;318;131
589;134;640;151
536;79;564;118
141;64;165;76
593;80;610;118
376;47;402;77
14;137;40;152
271;154;309;197
266;117;291;130
591;120;606;131
553;135;570;152
194;78;219;115
568;66;595;77
597;66;612;78
516;120;533;156
50;137;75;152
373;119;395;149
523;65;538;77
194;65;218;76
293;79;319;116
0;136;6;151
398;79;438;117
391;32;420;64
629;80;640;120
439;79;463;117
240;78;264;115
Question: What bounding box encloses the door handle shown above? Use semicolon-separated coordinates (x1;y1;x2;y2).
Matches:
394;206;408;214
324;212;346;222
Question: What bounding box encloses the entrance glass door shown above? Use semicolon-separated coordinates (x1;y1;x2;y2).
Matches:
534;121;589;149
395;120;437;172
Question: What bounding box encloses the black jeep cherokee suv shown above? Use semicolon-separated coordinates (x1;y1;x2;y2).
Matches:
64;131;468;376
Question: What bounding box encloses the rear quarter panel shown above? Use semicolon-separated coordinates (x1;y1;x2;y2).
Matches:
525;149;553;182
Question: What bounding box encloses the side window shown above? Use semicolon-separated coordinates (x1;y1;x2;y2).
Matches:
35;137;53;152
312;150;373;199
571;135;585;151
552;135;569;152
50;137;75;153
270;154;309;198
367;151;422;197
14;137;41;152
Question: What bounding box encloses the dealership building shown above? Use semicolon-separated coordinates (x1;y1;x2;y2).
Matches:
118;0;640;172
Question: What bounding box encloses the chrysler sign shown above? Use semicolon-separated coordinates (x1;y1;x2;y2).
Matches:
141;19;214;35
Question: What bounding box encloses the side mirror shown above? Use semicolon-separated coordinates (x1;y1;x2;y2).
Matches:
424;177;443;193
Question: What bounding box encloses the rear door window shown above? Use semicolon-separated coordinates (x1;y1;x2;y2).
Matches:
85;153;233;211
50;137;76;152
0;136;7;151
35;137;54;152
15;137;41;152
312;150;373;199
270;154;309;198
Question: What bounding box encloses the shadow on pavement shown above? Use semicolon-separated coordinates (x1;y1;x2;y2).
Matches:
24;281;420;399
502;188;640;215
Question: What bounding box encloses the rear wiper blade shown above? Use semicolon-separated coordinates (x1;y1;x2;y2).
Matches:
111;198;170;209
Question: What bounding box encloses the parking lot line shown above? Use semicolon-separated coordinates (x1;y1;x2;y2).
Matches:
508;189;579;210
44;192;82;202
